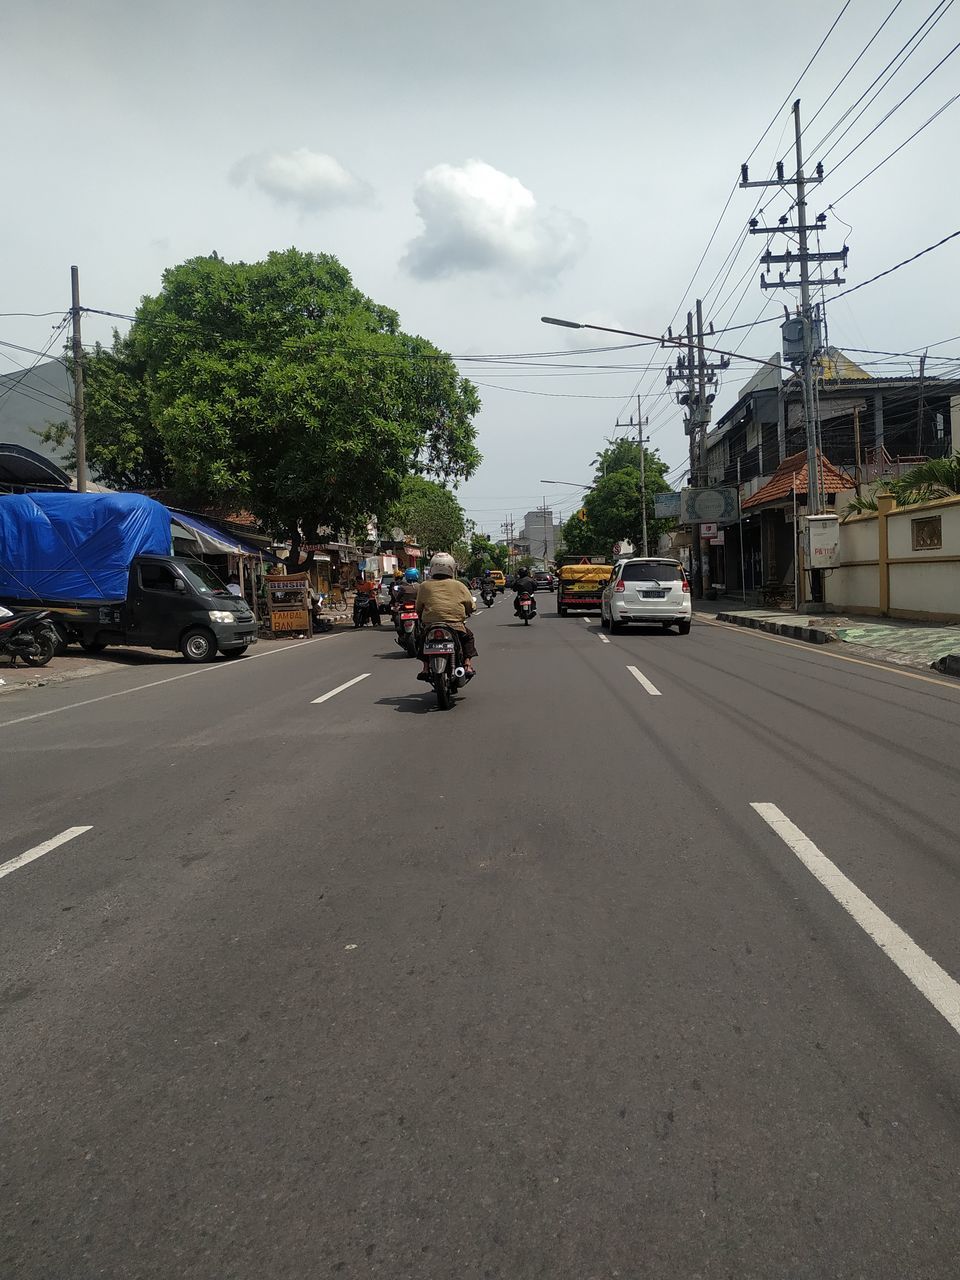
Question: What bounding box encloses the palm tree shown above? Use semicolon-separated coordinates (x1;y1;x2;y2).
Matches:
844;451;960;516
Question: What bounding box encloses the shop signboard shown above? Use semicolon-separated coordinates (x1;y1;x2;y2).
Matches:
265;574;312;634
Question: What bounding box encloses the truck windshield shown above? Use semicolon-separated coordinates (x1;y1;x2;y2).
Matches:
179;561;233;597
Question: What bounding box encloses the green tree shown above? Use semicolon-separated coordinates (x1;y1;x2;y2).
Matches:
846;452;960;515
465;533;508;578
78;249;481;567
386;476;466;555
558;509;601;557
593;437;656;484
584;465;672;553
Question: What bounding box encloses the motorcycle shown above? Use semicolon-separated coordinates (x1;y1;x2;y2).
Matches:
352;593;380;628
394;600;419;656
516;592;537;626
0;606;60;667
421;623;468;710
480;586;495;608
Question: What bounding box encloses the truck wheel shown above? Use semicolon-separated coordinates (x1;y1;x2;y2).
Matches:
80;638;107;653
180;627;218;663
223;646;248;659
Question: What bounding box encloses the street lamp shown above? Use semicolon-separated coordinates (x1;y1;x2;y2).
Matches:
540;479;591;488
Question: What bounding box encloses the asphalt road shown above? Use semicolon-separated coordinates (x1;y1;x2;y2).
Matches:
3;602;960;1278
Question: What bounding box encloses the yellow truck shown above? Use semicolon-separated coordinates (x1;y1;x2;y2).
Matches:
555;555;612;616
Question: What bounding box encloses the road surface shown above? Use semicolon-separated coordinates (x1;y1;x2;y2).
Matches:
2;605;960;1278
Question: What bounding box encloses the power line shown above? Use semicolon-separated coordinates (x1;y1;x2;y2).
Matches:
822;87;960;209
823;35;960;173
0;319;70;412
831;228;960;301
806;0;956;162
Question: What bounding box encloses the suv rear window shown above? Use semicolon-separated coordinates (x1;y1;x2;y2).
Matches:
620;562;683;582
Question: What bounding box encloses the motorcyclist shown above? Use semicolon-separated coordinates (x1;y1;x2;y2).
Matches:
393;567;421;633
480;569;496;602
397;566;421;604
513;568;537;616
354;575;381;626
416;552;477;679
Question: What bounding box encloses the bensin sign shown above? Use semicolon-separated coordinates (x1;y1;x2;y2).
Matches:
803;515;840;567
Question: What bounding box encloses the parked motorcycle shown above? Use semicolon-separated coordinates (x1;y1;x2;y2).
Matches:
421;623;468;710
480;586;496;608
394;600;419;656
516;592;537;626
0;606;60;667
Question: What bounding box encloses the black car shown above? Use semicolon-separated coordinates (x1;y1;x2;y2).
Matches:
533;571;554;592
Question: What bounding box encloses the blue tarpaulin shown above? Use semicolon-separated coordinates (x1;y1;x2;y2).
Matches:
0;491;171;602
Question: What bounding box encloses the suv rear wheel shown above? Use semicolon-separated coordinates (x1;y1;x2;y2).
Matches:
678;620;691;635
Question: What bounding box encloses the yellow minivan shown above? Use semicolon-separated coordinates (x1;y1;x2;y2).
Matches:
487;569;506;593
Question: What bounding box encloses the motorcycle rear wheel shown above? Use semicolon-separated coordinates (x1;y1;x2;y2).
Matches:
22;628;57;667
432;673;452;710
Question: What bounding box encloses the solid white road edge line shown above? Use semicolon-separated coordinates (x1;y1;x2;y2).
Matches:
751;802;960;1038
311;673;370;704
0;634;340;730
627;665;662;696
0;826;93;882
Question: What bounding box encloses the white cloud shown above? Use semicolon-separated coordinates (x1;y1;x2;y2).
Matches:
230;148;373;212
403;159;585;287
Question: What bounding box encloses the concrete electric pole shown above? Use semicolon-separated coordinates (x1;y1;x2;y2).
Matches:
70;265;88;493
740;99;848;518
664;301;727;597
613;396;651;556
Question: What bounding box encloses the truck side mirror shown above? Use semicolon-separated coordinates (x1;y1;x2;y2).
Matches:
174;578;186;592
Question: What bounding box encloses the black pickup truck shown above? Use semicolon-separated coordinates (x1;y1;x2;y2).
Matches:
21;555;258;662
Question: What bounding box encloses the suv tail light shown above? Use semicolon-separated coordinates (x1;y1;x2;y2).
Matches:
682;578;690;593
614;580;625;593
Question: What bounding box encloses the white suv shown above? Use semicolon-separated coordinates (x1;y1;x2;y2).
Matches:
600;559;692;634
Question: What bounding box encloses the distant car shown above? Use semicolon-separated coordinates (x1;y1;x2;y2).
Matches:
600;558;691;634
376;577;396;613
533;571;554;592
486;569;506;594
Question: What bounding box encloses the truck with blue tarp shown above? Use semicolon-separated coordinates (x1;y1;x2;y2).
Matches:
0;492;257;662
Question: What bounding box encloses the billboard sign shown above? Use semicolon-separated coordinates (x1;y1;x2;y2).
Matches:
654;491;681;519
680;486;740;525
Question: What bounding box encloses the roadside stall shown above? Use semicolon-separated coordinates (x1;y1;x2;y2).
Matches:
264;573;312;636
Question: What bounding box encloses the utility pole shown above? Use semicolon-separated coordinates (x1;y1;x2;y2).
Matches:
741;99;848;519
664;301;727;597
613;397;651;555
916;349;928;454
501;515;515;571
70;266;88;492
853;405;862;497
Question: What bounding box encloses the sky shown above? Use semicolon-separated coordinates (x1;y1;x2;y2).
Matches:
4;0;959;535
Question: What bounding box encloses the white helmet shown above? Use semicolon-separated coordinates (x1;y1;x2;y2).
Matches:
429;552;457;578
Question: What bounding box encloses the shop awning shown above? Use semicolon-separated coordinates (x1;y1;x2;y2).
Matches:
169;510;278;561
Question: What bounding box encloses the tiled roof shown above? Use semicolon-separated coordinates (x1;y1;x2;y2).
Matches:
742;450;852;509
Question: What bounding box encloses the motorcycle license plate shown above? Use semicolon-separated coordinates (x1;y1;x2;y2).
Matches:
423;643;455;654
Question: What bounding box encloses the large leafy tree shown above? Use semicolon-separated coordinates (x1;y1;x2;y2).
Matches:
465;533;507;578
558;509;601;557
386;476;466;555
584;463;673;553
80;249;481;567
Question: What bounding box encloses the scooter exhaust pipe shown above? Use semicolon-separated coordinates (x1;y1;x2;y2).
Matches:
454;666;465;680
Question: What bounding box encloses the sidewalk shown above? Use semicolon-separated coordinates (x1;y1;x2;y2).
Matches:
0;629;342;695
697;599;960;675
